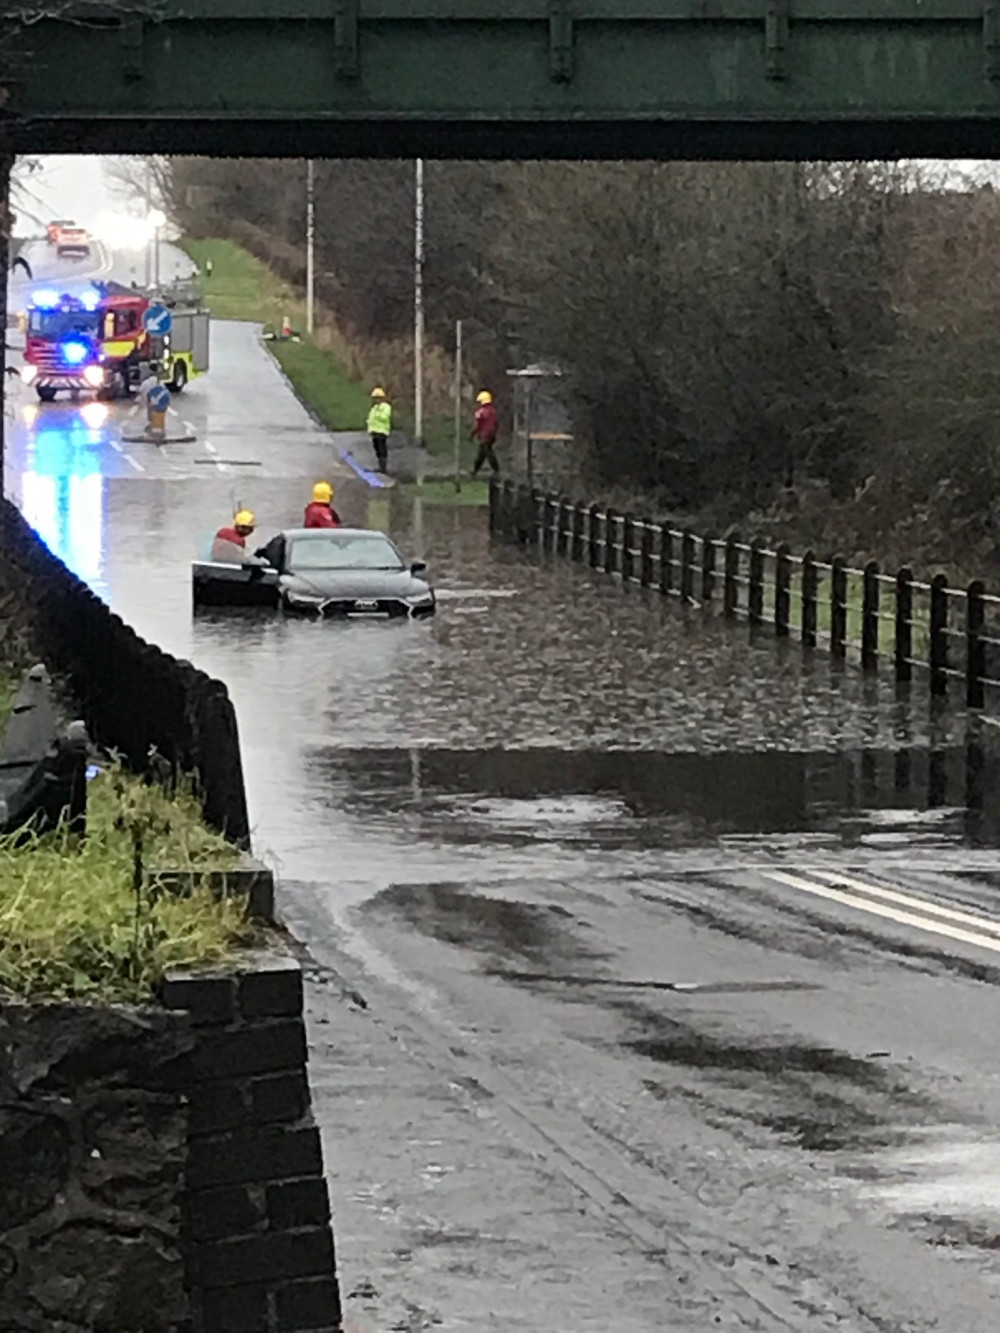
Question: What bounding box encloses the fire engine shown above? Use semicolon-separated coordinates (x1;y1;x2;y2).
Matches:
21;283;210;403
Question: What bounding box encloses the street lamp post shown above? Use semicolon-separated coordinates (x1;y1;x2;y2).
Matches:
149;208;165;290
306;160;315;335
414;158;425;462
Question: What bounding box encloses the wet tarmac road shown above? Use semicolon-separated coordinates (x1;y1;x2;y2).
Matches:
10;246;1000;1330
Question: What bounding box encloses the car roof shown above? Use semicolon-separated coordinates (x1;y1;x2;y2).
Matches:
280;527;390;540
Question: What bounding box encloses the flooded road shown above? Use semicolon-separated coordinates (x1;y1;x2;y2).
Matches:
10;263;1000;1330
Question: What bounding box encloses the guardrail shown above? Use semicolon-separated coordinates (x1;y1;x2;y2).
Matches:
490;480;1000;710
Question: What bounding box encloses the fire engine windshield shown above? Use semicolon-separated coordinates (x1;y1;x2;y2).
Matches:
28;309;100;339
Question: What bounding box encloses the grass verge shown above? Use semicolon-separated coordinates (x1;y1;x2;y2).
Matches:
403;479;490;507
0;767;255;1004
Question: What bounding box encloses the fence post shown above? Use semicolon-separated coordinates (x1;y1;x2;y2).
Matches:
723;534;740;618
967;579;986;709
588;504;601;568
488;478;498;535
622;512;635;583
660;525;674;595
801;550;817;647
830;556;847;657
640;523;654;587
774;542;791;636
930;573;948;696
681;530;695;602
555;498;569;557
701;536;716;603
604;508;617;575
571;503;585;562
862;560;879;670
895;566;913;683
543;492;558;554
748;537;765;625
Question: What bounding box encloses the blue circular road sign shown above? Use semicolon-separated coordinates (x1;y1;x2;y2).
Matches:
147;383;171;412
143;303;173;335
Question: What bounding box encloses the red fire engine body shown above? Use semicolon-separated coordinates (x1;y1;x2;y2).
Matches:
21;283;158;403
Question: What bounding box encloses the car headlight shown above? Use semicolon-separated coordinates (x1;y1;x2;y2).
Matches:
284;590;325;607
83;365;104;387
20;365;36;384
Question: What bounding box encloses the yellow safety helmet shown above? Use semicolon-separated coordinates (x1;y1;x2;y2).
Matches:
234;509;256;529
312;481;333;503
476;390;493;405
371;386;386;399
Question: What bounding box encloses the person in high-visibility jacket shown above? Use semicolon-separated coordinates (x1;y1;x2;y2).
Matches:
366;387;392;474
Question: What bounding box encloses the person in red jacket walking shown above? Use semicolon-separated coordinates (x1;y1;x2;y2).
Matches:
471;390;500;477
303;481;342;528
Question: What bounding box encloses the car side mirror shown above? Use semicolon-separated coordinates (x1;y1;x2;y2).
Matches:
410;560;427;575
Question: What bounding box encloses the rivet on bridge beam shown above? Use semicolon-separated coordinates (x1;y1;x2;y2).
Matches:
549;0;574;84
765;0;789;81
985;0;1000;81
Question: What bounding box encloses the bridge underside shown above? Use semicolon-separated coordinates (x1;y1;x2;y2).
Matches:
5;4;1000;159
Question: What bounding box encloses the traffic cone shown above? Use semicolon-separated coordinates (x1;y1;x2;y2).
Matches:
281;314;291;339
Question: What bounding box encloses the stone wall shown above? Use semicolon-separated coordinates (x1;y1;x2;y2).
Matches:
0;1004;195;1332
1;951;342;1333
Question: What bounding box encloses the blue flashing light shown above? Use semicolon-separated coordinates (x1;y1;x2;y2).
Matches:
32;289;60;310
60;339;89;366
79;287;100;311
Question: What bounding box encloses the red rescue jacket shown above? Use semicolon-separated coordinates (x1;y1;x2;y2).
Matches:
473;403;499;445
303;502;342;529
214;526;246;547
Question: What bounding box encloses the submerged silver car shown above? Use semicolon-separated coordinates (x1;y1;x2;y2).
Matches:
192;527;436;618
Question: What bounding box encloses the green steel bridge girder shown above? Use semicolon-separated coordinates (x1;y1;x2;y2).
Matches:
7;2;1000;157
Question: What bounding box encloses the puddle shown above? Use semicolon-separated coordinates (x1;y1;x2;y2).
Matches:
363;882;607;965
312;739;1000;854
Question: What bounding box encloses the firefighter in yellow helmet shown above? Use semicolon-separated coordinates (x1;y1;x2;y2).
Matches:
211;509;257;563
366;386;392;475
471;389;500;477
303;480;342;528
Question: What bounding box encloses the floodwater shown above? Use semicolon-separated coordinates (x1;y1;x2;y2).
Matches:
11;455;997;891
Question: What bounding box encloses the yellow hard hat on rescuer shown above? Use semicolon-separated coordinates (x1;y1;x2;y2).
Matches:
312;481;333;504
371;386;386;399
476;390;493;405
234;510;256;531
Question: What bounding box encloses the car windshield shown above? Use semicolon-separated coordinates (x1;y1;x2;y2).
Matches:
287;532;404;571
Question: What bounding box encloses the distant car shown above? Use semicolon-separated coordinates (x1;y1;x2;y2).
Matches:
46;219;75;245
192;527;436;618
56;227;91;259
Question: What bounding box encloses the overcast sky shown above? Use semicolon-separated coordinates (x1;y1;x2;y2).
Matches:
11;153;1000;237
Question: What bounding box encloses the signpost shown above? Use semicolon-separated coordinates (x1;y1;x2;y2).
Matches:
142;303;173;336
144;380;171;439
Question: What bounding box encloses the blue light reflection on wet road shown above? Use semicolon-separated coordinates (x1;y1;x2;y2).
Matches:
13;402;109;598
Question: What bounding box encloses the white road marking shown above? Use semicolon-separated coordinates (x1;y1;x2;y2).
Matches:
110;440;124;453
766;869;1000;957
808;868;1000;940
184;420;196;434
204;441;216;453
123;452;145;473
